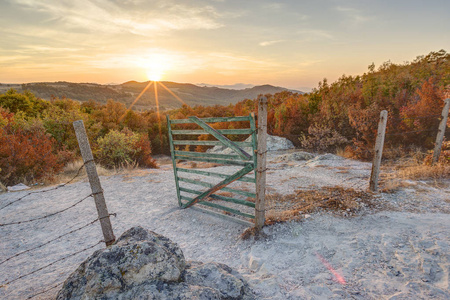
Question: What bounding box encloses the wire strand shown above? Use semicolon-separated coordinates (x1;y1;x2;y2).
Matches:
0;217;102;266
0;162;87;211
0;194;93;227
1;240;103;287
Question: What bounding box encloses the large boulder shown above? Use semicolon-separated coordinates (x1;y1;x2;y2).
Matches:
208;134;294;155
57;227;254;300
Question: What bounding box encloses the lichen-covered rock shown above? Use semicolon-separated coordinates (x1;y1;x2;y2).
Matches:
57;227;254;300
184;261;254;300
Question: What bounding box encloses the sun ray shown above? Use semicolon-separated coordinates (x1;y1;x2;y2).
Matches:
118;80;153;122
154;81;163;146
157;81;187;105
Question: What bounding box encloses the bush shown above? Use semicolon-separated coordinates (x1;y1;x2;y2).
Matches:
0;125;63;186
96;128;157;168
300;124;348;153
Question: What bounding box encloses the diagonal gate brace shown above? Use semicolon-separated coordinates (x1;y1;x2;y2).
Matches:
188;116;252;160
181;164;254;209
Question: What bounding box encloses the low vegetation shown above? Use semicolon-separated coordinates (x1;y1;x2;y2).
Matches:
0;50;448;186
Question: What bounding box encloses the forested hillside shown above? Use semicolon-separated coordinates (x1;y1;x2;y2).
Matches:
0;50;448;185
0;81;298;111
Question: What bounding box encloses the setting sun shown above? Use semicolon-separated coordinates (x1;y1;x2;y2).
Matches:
146;69;163;81
144;55;169;82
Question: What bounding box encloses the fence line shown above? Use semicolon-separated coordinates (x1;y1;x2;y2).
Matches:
0;161;87;211
0;217;104;266
0;156;114;298
0;193;93;226
1;240;103;287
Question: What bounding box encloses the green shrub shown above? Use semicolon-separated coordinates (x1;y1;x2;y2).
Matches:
96;128;157;168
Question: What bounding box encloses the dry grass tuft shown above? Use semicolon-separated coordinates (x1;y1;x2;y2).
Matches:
53;160;114;185
336;147;353;159
396;164;450;180
264;186;375;225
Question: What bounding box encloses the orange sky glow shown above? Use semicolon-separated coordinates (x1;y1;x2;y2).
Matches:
0;0;449;91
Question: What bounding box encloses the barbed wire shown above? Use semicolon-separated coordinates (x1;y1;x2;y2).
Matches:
0;217;105;266
0;193;93;227
1;240;103;287
0;161;88;211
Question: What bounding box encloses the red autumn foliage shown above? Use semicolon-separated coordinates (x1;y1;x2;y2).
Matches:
0;124;63;185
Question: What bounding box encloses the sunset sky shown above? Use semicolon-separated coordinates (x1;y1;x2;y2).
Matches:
1;0;449;91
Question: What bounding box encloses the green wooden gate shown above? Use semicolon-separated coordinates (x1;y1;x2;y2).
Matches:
167;114;257;221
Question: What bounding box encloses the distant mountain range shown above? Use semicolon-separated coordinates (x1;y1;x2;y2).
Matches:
0;81;303;110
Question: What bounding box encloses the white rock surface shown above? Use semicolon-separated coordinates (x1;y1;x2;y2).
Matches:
208;135;294;155
1;154;449;299
7;183;30;192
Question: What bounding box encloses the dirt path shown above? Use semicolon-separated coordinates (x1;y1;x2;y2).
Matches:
0;153;449;299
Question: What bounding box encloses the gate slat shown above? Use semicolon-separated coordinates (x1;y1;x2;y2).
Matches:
189;116;252;160
178;177;256;198
178;187;255;207
181;164;254;208
170;116;252;124
172;129;253;135
180;195;255;219
177;168;256;183
173;140;252;147
174;155;253;167
175;150;249;161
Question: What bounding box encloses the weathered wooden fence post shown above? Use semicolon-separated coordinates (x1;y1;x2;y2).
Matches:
432;98;450;165
369;110;388;192
255;96;268;230
73;120;116;246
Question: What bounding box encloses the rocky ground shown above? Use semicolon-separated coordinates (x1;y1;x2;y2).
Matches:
0;150;449;299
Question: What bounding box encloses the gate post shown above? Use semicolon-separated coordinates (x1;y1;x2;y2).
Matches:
255;96;268;230
432;98;450;165
73;120;116;246
369;110;388;192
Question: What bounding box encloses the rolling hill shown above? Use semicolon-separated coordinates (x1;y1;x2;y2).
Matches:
0;81;303;110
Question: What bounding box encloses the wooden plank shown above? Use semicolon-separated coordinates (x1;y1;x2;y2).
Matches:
179;187;204;197
171;129;253;135
179;187;255;207
173;140;253;147
175;150;245;161
174;155;253;167
255;96;268;230
189;116;252;160
167;115;182;206
176;168;256;183
177;177;256;198
180;196;255;221
181;164;254;208
170;116;252;124
369;110;388;192
432;99;450;165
